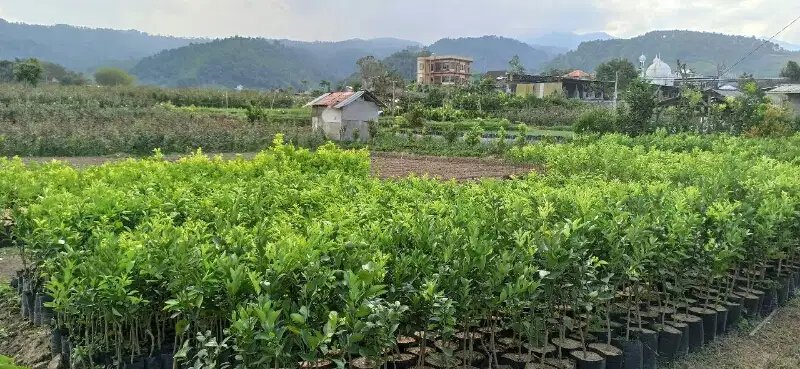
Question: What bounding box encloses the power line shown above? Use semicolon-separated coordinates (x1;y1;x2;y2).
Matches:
721;14;800;77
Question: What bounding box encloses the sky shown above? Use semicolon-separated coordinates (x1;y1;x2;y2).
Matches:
0;0;798;44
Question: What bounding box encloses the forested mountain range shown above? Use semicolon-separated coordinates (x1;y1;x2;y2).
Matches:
0;18;200;72
545;30;800;77
428;36;551;72
521;32;615;50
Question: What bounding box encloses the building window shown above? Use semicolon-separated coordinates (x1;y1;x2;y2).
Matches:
419;62;424;71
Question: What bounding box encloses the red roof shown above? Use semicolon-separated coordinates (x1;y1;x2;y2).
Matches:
564;70;592;79
310;92;356;107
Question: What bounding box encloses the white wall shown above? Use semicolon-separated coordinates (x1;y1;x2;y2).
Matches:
314;98;381;141
342;99;381;122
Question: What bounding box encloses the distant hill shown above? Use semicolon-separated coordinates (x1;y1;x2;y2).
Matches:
130;37;331;89
522;32;615;50
381;47;430;80
774;40;800;51
428;36;551;72
0;18;199;72
545;30;800;77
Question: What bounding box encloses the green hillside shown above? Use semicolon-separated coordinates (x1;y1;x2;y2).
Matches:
546;30;800;77
0;18;198;72
129;37;331;89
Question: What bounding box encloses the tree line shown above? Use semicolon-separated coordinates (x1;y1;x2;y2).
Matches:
1;58;136;87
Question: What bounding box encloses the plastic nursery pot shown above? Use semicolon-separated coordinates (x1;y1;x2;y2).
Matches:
455;350;486;368
125;356;146;369
569;350;604;369
551;338;582;359
390;353;417;369
160;353;174;369
60;338;71;368
33;294;43;325
653;324;681;364
738;292;760;320
588;342;622;369
424;352;461;369
49;327;62;359
688;307;717;344
628;328;657;369
145;355;163;369
500;353;534;369
664;321;689;359
705;305;728;336
777;278;790;306
611;337;642;369
672;314;703;353
523;364;558;369
759;286;777;316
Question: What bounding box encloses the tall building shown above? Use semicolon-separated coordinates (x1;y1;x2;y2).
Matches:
417;55;473;85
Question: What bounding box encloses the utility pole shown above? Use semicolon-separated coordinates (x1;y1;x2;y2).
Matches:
613;71;619;109
392;80;396;115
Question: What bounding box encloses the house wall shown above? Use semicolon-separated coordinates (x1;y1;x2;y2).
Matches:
313;98;380;141
515;83;535;97
341;99;381;141
790;95;800;117
537;82;563;98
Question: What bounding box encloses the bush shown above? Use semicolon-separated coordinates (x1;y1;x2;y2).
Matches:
464;125;484;146
443;123;459;144
574;109;618;134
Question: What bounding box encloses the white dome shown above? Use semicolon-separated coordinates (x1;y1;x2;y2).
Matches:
645;56;674;86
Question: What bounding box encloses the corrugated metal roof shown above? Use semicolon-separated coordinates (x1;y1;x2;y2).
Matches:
308;92;356;107
768;85;800;94
304;90;387;109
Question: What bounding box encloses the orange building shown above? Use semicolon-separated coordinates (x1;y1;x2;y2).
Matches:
417;55;473;85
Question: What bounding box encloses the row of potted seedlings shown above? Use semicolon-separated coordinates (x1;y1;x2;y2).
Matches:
8;257;798;369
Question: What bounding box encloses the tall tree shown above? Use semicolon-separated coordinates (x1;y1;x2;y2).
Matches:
0;60;14;83
300;80;309;92
94;68;136;86
595;58;638;89
319;80;331;92
780;61;800;82
508;55;526;75
13;58;43;86
618;78;657;136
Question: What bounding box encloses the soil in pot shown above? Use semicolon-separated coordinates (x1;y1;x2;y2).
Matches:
455;350;485;368
389;353;417;369
738;292;760;319
501;353;534;369
672;314;703;353
434;340;459;352
551;338;582;359
569;350;604;369
523;342;557;359
611;338;642;369
454;331;483;346
424;352;461;369
653;324;681;364
543;357;576;369
664;321;689;359
588;343;622;369
524;364;558;369
407;346;436;357
688;307;717;344
351;357;383;369
414;331;440;346
628;328;657;369
397;336;417;351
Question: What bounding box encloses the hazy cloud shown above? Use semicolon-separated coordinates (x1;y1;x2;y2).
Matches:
1;0;798;43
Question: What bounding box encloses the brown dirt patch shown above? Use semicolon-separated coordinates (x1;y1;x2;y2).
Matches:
0;248;23;284
370;152;533;181
0;270;50;367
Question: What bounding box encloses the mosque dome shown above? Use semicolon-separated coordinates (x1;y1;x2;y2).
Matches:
645;56;674;86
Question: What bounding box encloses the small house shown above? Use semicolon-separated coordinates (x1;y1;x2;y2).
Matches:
304;90;386;141
766;85;800;117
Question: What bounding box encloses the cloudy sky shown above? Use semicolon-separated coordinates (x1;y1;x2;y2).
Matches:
0;0;798;44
